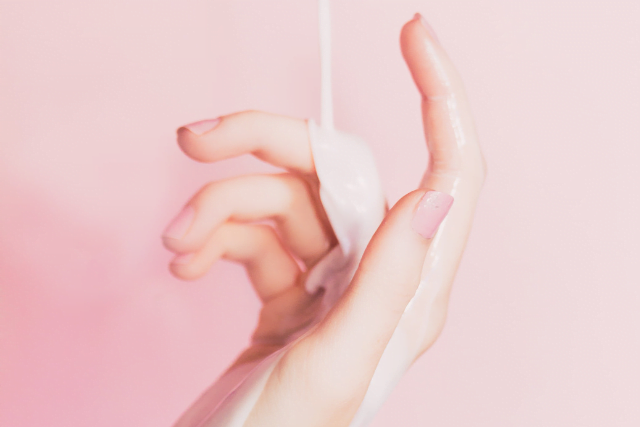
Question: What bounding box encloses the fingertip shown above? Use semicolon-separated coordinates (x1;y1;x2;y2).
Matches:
176;117;224;163
162;204;199;253
400;13;460;102
400;13;430;51
175;126;192;146
414;13;440;43
176;126;206;162
179;118;221;137
172;252;195;266
162;235;176;251
169;253;207;281
163;234;208;256
399;15;417;46
162;222;208;254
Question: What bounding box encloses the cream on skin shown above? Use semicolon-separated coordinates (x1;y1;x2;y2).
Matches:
169;7;486;427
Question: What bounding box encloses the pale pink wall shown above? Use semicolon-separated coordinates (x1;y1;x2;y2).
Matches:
1;1;638;426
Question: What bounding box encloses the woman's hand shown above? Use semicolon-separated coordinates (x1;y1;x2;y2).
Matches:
164;14;485;427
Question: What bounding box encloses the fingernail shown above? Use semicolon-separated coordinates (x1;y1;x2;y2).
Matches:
163;205;195;240
181;118;220;136
414;13;439;43
412;191;454;239
172;253;194;265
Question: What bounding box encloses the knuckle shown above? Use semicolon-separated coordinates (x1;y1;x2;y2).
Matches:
252;224;277;247
274;174;309;209
200;180;223;198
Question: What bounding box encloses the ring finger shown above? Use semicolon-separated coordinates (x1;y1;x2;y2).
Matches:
170;222;301;302
162;173;336;267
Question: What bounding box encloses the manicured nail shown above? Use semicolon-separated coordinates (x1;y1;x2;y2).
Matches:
414;13;439;43
182;118;220;136
412;191;454;239
172;253;194;265
163;205;195;240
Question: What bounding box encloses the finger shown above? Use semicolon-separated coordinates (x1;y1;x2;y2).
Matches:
400;14;485;184
400;14;486;358
177;110;315;175
162;173;336;267
250;190;454;421
169;222;300;301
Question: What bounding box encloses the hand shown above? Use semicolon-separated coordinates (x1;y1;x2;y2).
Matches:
164;14;486;427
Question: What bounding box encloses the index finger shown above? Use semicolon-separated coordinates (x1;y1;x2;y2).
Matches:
177;110;315;175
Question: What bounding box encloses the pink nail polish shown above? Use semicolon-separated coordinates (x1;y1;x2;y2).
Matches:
182;118;220;136
172;253;194;265
411;191;453;239
163;205;195;240
414;13;439;43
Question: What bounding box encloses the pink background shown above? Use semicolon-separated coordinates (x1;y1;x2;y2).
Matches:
1;0;639;426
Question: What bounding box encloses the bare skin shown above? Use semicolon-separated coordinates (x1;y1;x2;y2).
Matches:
164;15;486;427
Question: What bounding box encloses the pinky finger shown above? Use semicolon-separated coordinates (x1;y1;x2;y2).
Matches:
170;222;300;302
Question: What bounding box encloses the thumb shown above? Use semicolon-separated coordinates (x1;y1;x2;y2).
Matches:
302;189;453;401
